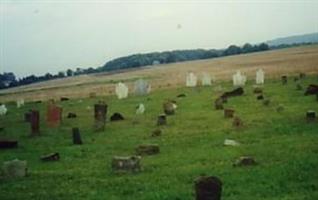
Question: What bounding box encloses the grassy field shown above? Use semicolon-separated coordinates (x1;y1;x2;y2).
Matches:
0;75;318;199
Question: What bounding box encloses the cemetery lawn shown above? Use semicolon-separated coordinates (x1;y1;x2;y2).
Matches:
0;76;318;200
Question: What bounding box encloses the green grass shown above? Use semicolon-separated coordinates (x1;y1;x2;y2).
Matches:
0;76;318;200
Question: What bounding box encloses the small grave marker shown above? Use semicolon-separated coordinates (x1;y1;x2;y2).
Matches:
112;156;141;172
41;153;60;161
72;128;83;144
194;176;222;200
157;114;167;125
306;110;316;122
136;144;160;155
224;109;234;118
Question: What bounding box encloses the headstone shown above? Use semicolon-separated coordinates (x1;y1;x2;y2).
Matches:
281;75;287;85
67;112;77;118
0;140;18;149
304;84;318;95
201;73;212;86
94;102;107;131
163;101;176;115
221;87;244;99
136;144;160;155
256;69;265;84
16;99;24;108
233;156;257;167
306;110;316;122
224;139;240;146
253;87;263;94
177;93;186;98
46;102;62;127
72;127;83;144
40;153;60;161
30;110;40;136
115;82;129;99
111;156;141;172
0;104;8;116
151;129;162;137
257;94;264;100
214;98;224;110
224;109;234;118
134;79;151;95
136;104;145;114
194;176;222;200
60;97;69;101
157;114;167;125
110;113;124;121
2;159;27;178
232;117;243;128
186;72;197;87
232;70;247;86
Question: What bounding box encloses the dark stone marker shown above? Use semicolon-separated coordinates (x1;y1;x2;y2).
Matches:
60;97;69;101
112;156;141;172
306;110;316;122
304;84;318;95
253;87;263;94
157;114;167;126
214;98;223;110
281;75;287;85
257;95;264;100
163;101;175;115
136;144;160;155
151;129;162;137
72;128;83;145
221;87;244;99
234;156;257;167
194;176;222;200
263;99;270;106
67;112;77;118
94;102;107;131
232;117;243;128
41;152;60;161
224;109;234;118
177;93;186;98
35;100;42;104
110;112;124;121
0;140;18;149
30;110;40;136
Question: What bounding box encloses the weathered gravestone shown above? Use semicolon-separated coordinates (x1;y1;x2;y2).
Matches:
232;117;243;128
30;110;40;136
67;112;77;118
136;144;160;156
16;99;24;108
304;84;318;95
233;156;257;167
134;79;151;95
0;104;7;116
186;72;197;87
177;93;186;98
72;127;83;144
157;114;167;125
224;109;235;118
256;69;265;85
163;101;177;115
110;113;124;121
224;139;240;146
214;98;224;110
2;159;27;178
194;176;222;200
60;97;69;101
94;102;107;131
41;152;60;161
201;73;212;86
232;70;247;86
115;82;129;99
306;110;316;122
136;103;145;114
253;87;263;94
257;94;264;100
112;156;141;172
221;87;244;100
281;75;288;85
46;102;62;127
0;140;18;149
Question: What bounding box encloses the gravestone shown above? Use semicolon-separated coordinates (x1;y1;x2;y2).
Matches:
263;99;270;106
304;84;318;95
256;69;264;85
257;95;264;100
232;70;247;86
224;109;234;118
72;127;83;144
110;113;124;121
253;87;263;94
214;98;224;110
134;79;151;95
41;153;60;161
94;102;107;131
224;139;240;146
136;104;145;114
177;93;186;98
281;75;287;85
16;99;24;108
201;73;212;86
136;144;160;155
0;104;7;116
157;114;167;125
232;117;243;128
306;110;316;122
60;97;69;101
194;176;222;200
186;72;197;87
112;156;141;172
151;129;162;137
67;112;77;118
163;101;176;115
221;87;244;99
0;140;18;149
46;102;62;127
233;156;257;167
2;159;27;178
115;82;129;99
30;110;40;136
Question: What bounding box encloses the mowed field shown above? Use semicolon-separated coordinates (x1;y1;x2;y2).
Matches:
0;45;318;103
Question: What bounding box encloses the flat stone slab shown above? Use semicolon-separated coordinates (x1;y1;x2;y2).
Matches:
112;156;141;172
233;156;257;167
136;144;160;155
2;159;27;178
0;140;18;149
41;152;60;161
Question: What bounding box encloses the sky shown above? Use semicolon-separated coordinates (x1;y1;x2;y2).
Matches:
0;0;318;78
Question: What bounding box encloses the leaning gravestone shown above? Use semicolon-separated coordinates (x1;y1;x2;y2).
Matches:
233;70;246;86
94;102;107;131
194;176;222;200
157;114;167;125
41;153;60;161
0;104;8;116
306;110;316;122
163;101;176;115
72;127;83;145
134;79;151;96
115;82;129;99
186;72;197;87
2;159;27;178
46;102;62;127
30;110;40;136
136;144;160;156
256;69;265;85
112;156;141;172
136;103;145;114
201;73;212;86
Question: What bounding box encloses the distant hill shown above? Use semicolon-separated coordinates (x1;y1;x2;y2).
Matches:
266;32;318;46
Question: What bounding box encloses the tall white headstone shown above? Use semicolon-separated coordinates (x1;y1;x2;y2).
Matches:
17;99;24;108
136;103;145;114
256;69;265;84
115;82;129;99
134;79;150;95
201;73;212;86
0;104;7;116
232;71;247;86
186;72;197;87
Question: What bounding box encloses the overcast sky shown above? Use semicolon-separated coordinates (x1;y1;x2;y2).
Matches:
1;0;318;77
